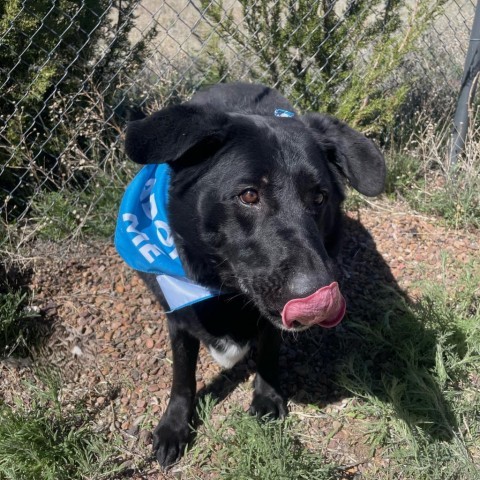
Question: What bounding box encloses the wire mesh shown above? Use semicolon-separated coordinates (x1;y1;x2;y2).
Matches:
0;0;476;251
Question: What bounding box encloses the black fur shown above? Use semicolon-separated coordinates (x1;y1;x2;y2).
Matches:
124;82;385;469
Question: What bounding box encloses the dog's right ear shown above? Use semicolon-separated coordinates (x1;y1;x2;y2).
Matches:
301;113;386;197
125;104;231;165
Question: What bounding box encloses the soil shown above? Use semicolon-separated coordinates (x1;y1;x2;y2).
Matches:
1;199;479;479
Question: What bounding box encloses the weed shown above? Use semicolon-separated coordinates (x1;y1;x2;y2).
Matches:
28;170;133;242
0;291;46;358
0;369;125;480
385;111;480;229
338;259;480;479
411;177;480;230
186;396;339;480
385;152;424;197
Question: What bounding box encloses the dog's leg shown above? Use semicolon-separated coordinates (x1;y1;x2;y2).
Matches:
153;319;199;469
249;321;287;418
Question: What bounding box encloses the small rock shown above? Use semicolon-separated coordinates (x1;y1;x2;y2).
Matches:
71;345;83;357
114;302;125;313
119;460;133;470
133;415;145;427
126;425;139;436
332;420;342;431
138;429;152;446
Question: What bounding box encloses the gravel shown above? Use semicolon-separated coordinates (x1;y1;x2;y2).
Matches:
1;199;479;478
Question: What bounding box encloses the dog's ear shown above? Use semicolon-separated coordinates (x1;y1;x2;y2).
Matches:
301;113;386;197
125;104;231;165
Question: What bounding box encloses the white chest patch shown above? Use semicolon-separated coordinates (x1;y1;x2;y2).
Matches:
208;339;250;369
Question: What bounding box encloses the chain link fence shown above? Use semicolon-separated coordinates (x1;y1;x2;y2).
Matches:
0;0;476;254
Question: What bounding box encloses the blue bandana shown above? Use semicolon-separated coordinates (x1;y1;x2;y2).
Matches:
115;164;220;311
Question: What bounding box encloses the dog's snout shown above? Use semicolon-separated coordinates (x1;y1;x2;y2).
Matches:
287;272;329;300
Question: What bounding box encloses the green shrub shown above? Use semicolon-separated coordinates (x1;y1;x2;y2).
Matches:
0;290;47;358
0;0;155;224
200;0;446;139
0;372;124;480
187;397;338;480
331;257;480;479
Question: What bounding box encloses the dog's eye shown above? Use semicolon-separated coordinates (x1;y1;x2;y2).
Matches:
314;191;327;206
239;189;260;205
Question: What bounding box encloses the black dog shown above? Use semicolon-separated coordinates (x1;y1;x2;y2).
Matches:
120;82;385;468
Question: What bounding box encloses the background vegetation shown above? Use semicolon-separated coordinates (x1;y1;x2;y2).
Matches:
0;0;460;244
201;1;446;136
0;0;152;236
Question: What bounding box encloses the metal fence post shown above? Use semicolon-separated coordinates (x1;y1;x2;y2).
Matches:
450;0;480;168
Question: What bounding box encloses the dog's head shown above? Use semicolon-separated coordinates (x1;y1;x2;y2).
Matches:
125;102;385;331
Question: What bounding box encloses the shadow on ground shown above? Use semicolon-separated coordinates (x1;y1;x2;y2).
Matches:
195;215;459;443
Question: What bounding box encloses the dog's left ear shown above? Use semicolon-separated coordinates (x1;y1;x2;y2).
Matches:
301;113;386;197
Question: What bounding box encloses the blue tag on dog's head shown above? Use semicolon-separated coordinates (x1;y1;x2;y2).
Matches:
274;108;295;118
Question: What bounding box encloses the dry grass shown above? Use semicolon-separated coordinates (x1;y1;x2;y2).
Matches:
381;107;480;230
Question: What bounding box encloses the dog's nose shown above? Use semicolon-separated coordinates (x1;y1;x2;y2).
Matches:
288;273;329;299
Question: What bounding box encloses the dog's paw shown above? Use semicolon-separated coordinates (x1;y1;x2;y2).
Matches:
152;419;190;470
249;392;288;419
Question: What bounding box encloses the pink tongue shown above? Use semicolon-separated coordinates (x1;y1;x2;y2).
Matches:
281;282;346;329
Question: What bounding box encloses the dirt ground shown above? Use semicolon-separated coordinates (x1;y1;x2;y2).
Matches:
2;199;479;479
